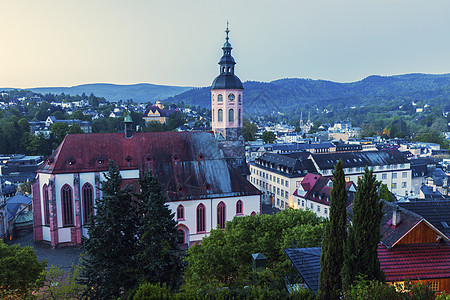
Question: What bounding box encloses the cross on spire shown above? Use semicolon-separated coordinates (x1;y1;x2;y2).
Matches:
225;21;230;42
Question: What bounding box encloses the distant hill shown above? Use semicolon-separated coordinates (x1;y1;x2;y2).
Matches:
2;83;193;103
164;73;450;116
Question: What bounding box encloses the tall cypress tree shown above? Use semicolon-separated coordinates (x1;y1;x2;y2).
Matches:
135;170;184;289
342;166;384;290
318;159;348;300
80;161;141;299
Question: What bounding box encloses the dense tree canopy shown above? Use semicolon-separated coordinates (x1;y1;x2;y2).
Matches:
183;208;325;292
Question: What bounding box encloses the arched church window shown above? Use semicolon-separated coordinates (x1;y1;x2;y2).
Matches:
238;109;241;126
236;200;243;215
177;205;184;220
218;109;223;122
229;109;234;122
218;94;223;102
238;94;241;103
217;201;226;229
61;184;74;226
197;204;206;232
227;67;231;73
82;183;94;224
43;184;50;225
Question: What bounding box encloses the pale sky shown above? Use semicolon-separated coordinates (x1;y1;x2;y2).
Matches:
2;0;450;89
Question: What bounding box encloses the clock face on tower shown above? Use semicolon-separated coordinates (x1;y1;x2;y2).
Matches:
228;93;235;101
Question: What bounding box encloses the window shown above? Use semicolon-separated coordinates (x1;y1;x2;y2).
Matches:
82;183;94;224
392;183;397;189
317;206;320;213
196;204;206;232
238;94;241;103
281;179;284;185
429;281;439;291
277;198;280;206
177;205;184;220
277;187;280;195
43;184;50;226
281;190;284;197
285;181;289;187
217;202;226;229
251;211;256;216
236;200;243;215
218;109;223;122
382;174;387;180
277;178;280;184
392;173;397;179
177;229;185;244
229;109;234;122
401;182;407;188
324;207;328;215
61;184;74;226
238;109;241;126
270;175;272;181
218;94;223;102
402;172;407;178
302;200;305;207
297;199;300;206
310;203;314;210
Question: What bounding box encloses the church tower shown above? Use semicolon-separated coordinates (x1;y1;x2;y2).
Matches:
211;24;244;141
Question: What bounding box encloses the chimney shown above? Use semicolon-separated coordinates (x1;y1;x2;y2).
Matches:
392;205;401;226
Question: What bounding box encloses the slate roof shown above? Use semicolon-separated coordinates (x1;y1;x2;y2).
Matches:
398;200;450;238
254;152;316;177
284;247;322;294
6;194;32;222
38;131;260;201
310;150;409;170
378;243;450;281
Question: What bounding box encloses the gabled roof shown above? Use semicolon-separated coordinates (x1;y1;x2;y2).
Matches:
284;247;322;294
378;243;450;282
398;200;450;238
38;131;260;201
144;105;175;118
6;194;32;222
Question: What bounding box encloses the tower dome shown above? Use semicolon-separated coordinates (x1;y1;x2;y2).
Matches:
211;26;243;90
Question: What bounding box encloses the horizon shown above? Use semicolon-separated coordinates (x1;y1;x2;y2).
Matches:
3;1;450;89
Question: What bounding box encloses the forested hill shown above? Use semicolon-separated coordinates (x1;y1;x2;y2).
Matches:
20;83;193;103
164;73;450;116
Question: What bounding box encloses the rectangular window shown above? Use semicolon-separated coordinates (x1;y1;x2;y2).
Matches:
277;178;280;184
297;199;300;206
324;207;328;215
392;183;397;189
401;182;407;188
402;172;407;178
392;173;397;179
310;203;314;210
277;188;280;195
285;181;289;187
270;175;272;181
281;179;284;185
429;281;439;291
317;206;320;213
382;174;387;180
281;190;284;197
277;198;280;206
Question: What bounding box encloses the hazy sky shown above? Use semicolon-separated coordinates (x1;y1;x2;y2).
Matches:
2;0;450;88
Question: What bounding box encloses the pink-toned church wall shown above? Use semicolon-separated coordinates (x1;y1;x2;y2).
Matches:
32;178;43;242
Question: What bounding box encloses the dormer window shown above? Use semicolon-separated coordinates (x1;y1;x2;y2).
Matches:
68;158;76;165
198;153;204;160
125;155;132;163
172;154;180;162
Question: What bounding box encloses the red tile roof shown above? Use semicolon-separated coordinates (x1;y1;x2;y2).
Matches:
38;131;260;201
378;243;450;281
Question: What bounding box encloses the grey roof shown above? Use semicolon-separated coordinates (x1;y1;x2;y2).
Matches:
211;74;243;90
6;195;32;222
284;247;322;294
398;200;450;238
254;152;316;177
311;150;408;170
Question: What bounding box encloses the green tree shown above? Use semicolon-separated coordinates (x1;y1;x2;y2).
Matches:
342;167;384;290
50;122;69;145
0;240;47;298
380;183;396;202
183;208;324;292
37;266;86;300
68;123;84;134
261;130;276;144
166;112;186;131
16;181;32;195
135;170;184;289
318;159;348;300
80;161;141;299
242;118;257;141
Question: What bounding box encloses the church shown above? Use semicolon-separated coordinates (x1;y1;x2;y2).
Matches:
32;27;261;248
